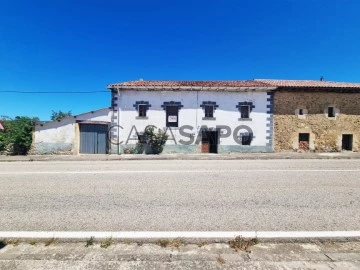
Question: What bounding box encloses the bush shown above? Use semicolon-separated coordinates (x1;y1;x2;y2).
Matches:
0;117;37;155
144;126;168;154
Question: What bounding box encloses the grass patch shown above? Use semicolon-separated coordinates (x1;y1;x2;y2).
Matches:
28;240;37;246
197;241;208;248
156;239;170;248
156;238;184;249
44;238;57;247
85;237;94;247
100;237;112;248
6;239;20;246
228;236;259;252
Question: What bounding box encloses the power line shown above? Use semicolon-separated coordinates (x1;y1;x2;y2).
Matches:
0;90;109;94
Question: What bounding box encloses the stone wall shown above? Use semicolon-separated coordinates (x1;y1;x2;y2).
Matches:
274;91;360;152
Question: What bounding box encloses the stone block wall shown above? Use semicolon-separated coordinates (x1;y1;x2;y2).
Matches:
274;90;360;152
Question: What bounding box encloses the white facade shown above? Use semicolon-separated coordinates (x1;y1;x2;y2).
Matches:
111;90;273;153
33;108;111;154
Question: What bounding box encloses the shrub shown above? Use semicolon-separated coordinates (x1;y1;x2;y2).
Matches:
144;126;168;154
0;116;37;155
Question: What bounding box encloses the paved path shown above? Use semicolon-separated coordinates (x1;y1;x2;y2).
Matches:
1;241;360;269
0;160;359;231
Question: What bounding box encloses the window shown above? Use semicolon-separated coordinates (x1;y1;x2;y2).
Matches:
138;104;147;117
240;105;250;119
328;107;335;117
299;109;304;115
133;101;151;118
241;133;252;145
204;105;214;118
166;106;179;127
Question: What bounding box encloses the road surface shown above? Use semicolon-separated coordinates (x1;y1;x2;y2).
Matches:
0;159;359;231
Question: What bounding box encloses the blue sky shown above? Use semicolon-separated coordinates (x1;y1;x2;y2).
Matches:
1;0;360;120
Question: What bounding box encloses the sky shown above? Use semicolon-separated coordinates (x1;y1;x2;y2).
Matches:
1;0;360;120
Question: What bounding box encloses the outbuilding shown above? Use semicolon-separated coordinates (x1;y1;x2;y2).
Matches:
32;108;112;154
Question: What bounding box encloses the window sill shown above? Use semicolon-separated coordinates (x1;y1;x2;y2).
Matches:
202;117;216;120
136;116;148;120
238;118;252;121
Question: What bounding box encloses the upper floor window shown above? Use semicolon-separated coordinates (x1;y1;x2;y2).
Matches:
162;101;183;127
201;101;218;120
204;105;214;118
328;106;335;118
236;102;254;120
239;105;250;119
138;104;147;117
133;101;151;119
296;108;308;118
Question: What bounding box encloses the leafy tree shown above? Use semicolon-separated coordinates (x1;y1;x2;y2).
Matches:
51;110;72;121
0;116;38;155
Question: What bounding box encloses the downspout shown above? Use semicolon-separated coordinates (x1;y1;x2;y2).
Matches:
117;87;121;155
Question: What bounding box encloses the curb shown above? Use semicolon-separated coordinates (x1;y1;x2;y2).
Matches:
1;154;360;162
1;231;360;243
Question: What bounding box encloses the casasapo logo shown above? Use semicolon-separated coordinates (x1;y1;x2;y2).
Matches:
108;125;254;145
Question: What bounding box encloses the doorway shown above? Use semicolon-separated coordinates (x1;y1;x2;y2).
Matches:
298;133;310;151
342;134;353;151
201;130;219;153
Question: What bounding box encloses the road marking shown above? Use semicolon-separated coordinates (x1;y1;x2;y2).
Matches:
0;169;360;175
0;231;359;239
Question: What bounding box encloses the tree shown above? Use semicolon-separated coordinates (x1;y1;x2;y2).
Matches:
0;116;38;155
51;110;72;121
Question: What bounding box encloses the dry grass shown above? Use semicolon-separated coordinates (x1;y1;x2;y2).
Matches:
100;238;112;248
228;236;259;252
156;238;184;249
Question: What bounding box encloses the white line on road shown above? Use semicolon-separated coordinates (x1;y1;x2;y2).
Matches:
0;169;360;175
0;231;360;239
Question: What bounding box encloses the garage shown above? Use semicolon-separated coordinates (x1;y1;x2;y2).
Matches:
79;122;109;154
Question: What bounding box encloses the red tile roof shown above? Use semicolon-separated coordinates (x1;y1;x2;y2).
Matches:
255;79;360;88
108;80;271;89
108;79;360;90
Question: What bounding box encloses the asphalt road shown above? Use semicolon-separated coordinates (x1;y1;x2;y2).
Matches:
0;159;359;231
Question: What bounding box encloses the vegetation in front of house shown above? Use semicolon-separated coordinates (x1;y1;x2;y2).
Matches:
143;126;168;154
0;116;38;155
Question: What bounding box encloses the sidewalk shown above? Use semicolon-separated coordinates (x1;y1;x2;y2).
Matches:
0;240;359;269
1;151;360;162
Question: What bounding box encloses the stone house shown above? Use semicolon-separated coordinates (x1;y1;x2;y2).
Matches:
257;80;360;152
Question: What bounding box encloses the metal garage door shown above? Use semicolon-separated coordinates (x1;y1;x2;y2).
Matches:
79;124;108;154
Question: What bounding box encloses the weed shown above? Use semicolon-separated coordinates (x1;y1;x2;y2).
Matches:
156;239;170;248
6;239;20;246
100;237;112;248
228;236;259;252
29;240;37;246
44;238;57;247
170;238;184;249
85;237;94;247
216;255;225;264
197;241;208;248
